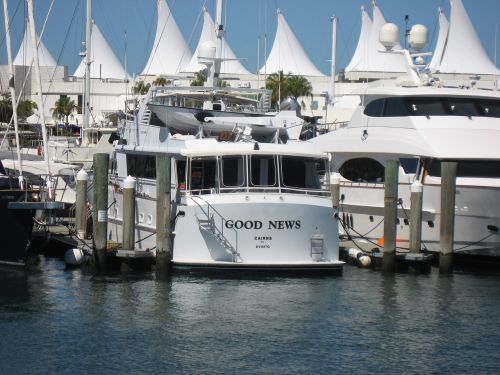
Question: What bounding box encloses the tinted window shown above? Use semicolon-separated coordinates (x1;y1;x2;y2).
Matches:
400;158;419;174
364;97;500;118
427;160;500;178
281;157;323;189
221;156;245;187
190;158;217;191
339;158;385;182
250;156;276;186
127;154;156;179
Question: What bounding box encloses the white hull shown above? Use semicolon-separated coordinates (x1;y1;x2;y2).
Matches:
338;181;500;257
108;190;342;271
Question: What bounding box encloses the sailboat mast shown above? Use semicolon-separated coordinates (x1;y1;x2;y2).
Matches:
211;0;224;87
330;16;337;107
26;0;51;179
83;0;92;136
2;0;24;187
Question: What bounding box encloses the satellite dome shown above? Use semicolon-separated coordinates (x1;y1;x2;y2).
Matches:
409;24;428;51
198;40;217;64
379;23;400;50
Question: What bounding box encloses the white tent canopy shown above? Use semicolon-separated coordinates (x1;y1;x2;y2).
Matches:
182;7;250;75
13;19;57;67
344;0;406;73
141;0;192;76
428;8;449;71
73;21;130;80
435;0;499;75
345;6;372;72
259;9;324;77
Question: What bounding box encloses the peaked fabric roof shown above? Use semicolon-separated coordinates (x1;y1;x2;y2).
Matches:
182;7;250;74
73;21;130;80
259;9;324;76
428;8;449;71
437;0;499;75
141;0;192;75
345;1;406;73
13;19;57;67
345;6;372;72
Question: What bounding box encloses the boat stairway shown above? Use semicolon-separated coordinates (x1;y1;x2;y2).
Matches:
140;109;152;126
197;215;240;262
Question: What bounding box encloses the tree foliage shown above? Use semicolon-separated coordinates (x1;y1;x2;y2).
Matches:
0;91;38;123
265;70;313;108
132;79;151;95
51;95;77;126
152;77;170;87
190;70;206;87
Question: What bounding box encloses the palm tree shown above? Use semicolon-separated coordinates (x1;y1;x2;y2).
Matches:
190;70;206;87
286;75;312;99
265;70;288;108
152;77;170;87
51;95;77;130
0;91;38;123
132;79;151;95
265;71;313;109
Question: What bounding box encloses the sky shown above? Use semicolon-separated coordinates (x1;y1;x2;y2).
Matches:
0;0;499;77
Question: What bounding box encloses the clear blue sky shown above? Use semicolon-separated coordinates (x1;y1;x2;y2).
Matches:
1;0;499;76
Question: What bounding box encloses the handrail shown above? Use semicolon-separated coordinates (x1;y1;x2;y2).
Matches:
189;195;240;262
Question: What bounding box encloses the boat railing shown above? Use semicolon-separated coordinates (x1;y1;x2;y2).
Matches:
189;195;240;262
184;186;330;197
315;121;349;134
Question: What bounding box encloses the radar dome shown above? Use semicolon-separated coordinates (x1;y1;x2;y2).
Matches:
380;23;400;50
198;40;216;63
409;24;428;51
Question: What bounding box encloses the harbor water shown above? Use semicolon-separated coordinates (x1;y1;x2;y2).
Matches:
1;257;500;374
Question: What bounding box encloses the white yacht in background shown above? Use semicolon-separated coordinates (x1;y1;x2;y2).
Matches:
107;89;342;273
314;13;500;259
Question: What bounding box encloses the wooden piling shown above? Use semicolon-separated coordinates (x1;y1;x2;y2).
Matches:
75;169;88;239
93;153;109;271
122;175;136;250
383;160;399;272
155;154;172;274
409;180;423;253
439;161;457;273
330;172;341;210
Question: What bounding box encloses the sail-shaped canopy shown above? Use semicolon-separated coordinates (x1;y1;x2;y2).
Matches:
345;6;372;72
437;0;499;75
259;9;324;76
13;19;57;66
182;7;250;75
141;0;192;75
73;21;130;80
428;8;449;71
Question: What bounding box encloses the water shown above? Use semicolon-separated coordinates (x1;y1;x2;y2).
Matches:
1;258;500;374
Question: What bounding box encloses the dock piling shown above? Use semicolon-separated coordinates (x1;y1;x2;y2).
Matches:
155;155;172;274
93;153;109;271
439;161;457;274
75;169;89;239
383;159;399;272
409;180;423;253
122;175;136;250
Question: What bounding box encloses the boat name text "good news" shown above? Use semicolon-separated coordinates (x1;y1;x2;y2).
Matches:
225;220;301;230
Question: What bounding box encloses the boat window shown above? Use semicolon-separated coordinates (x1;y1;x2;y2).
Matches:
400;158;419;174
250;155;277;186
281;157;323;189
427;160;500;178
127;154;156;179
221;156;246;188
176;160;187;190
364;97;500;118
339;158;385;183
190;157;217;193
364;98;385;117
